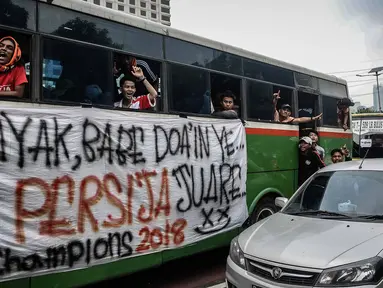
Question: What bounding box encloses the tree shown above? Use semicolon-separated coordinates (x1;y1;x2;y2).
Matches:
0;0;29;29
353;107;377;114
53;18;123;49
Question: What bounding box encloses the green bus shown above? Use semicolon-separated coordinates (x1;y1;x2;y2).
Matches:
0;0;352;287
352;113;383;159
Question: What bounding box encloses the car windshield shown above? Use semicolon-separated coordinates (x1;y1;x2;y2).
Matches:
283;170;383;219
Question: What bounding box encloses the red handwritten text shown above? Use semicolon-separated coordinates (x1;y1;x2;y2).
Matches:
15;168;171;244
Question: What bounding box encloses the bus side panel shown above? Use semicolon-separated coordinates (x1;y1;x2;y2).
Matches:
246;131;298;174
28;253;162;288
247;170;296;207
0;279;29;288
246;131;298;207
319;133;353;164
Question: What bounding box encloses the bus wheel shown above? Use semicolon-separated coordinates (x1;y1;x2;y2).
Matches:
251;196;278;224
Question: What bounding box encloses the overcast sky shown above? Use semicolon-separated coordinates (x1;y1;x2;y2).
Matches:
170;0;383;107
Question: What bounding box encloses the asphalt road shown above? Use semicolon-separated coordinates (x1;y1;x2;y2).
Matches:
87;246;229;288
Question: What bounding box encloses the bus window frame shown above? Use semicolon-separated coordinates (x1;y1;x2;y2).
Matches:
0;0;37;32
38;1;165;60
166;60;245;118
112;50;163;110
294;72;319;91
318;78;348;99
39;33;166;107
320;94;345;128
243;57;295;87
210;71;242;115
41;35;115;105
167;62;211;116
164;36;242;75
0;24;35;102
246;78;297;125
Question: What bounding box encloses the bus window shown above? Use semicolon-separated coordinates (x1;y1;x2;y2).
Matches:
295;73;319;90
113;52;161;111
165;37;213;69
298;92;319;135
39;2;163;59
273;86;293;116
210;73;240;117
322;96;338;127
318;79;347;99
244;59;294;87
247;81;293;121
247;81;272;120
210;51;242;75
0;30;31;100
0;0;36;31
168;64;210;115
42;38;113;105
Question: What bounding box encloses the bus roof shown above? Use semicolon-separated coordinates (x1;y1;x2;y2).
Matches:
51;0;347;86
352;113;383;118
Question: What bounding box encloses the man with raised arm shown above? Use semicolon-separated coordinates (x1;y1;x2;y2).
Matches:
273;90;322;124
330;146;352;164
114;65;158;110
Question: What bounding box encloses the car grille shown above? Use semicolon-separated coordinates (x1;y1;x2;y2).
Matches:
246;259;320;286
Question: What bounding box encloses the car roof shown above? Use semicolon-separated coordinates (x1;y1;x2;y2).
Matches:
319;159;383;173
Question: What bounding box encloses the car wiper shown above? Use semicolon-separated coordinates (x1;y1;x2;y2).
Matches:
288;210;352;218
356;215;383;220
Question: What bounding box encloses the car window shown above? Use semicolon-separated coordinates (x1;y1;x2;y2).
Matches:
284;171;383;217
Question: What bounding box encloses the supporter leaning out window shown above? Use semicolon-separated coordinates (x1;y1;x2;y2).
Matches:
337;98;354;131
114;65;158;110
211;90;238;119
273;90;322;124
0;36;27;98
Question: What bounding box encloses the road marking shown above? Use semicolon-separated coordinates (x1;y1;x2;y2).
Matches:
206;282;226;288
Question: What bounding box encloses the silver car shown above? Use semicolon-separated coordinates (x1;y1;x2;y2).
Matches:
226;159;383;288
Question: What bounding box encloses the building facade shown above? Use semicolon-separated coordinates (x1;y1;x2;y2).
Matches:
373;83;383;111
82;0;171;26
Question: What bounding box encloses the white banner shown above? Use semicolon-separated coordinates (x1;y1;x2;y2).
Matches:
0;106;247;281
352;119;383;134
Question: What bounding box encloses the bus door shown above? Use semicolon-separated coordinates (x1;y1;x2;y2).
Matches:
297;91;319;137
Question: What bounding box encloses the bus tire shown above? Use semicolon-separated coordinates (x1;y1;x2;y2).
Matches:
251;196;278;224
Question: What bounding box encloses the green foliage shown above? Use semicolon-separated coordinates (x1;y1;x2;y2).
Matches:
353;107;378;114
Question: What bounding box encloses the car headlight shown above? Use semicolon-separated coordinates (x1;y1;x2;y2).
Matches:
316;256;383;286
229;237;246;269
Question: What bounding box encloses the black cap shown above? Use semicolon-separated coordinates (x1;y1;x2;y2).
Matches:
337;98;354;107
280;104;292;111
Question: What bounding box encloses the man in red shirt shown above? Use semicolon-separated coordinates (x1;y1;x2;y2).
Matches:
114;65;157;110
0;36;28;98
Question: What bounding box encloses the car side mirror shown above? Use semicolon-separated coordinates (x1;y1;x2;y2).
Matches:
275;197;288;208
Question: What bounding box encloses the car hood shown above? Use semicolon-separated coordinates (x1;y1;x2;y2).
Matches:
239;213;383;269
